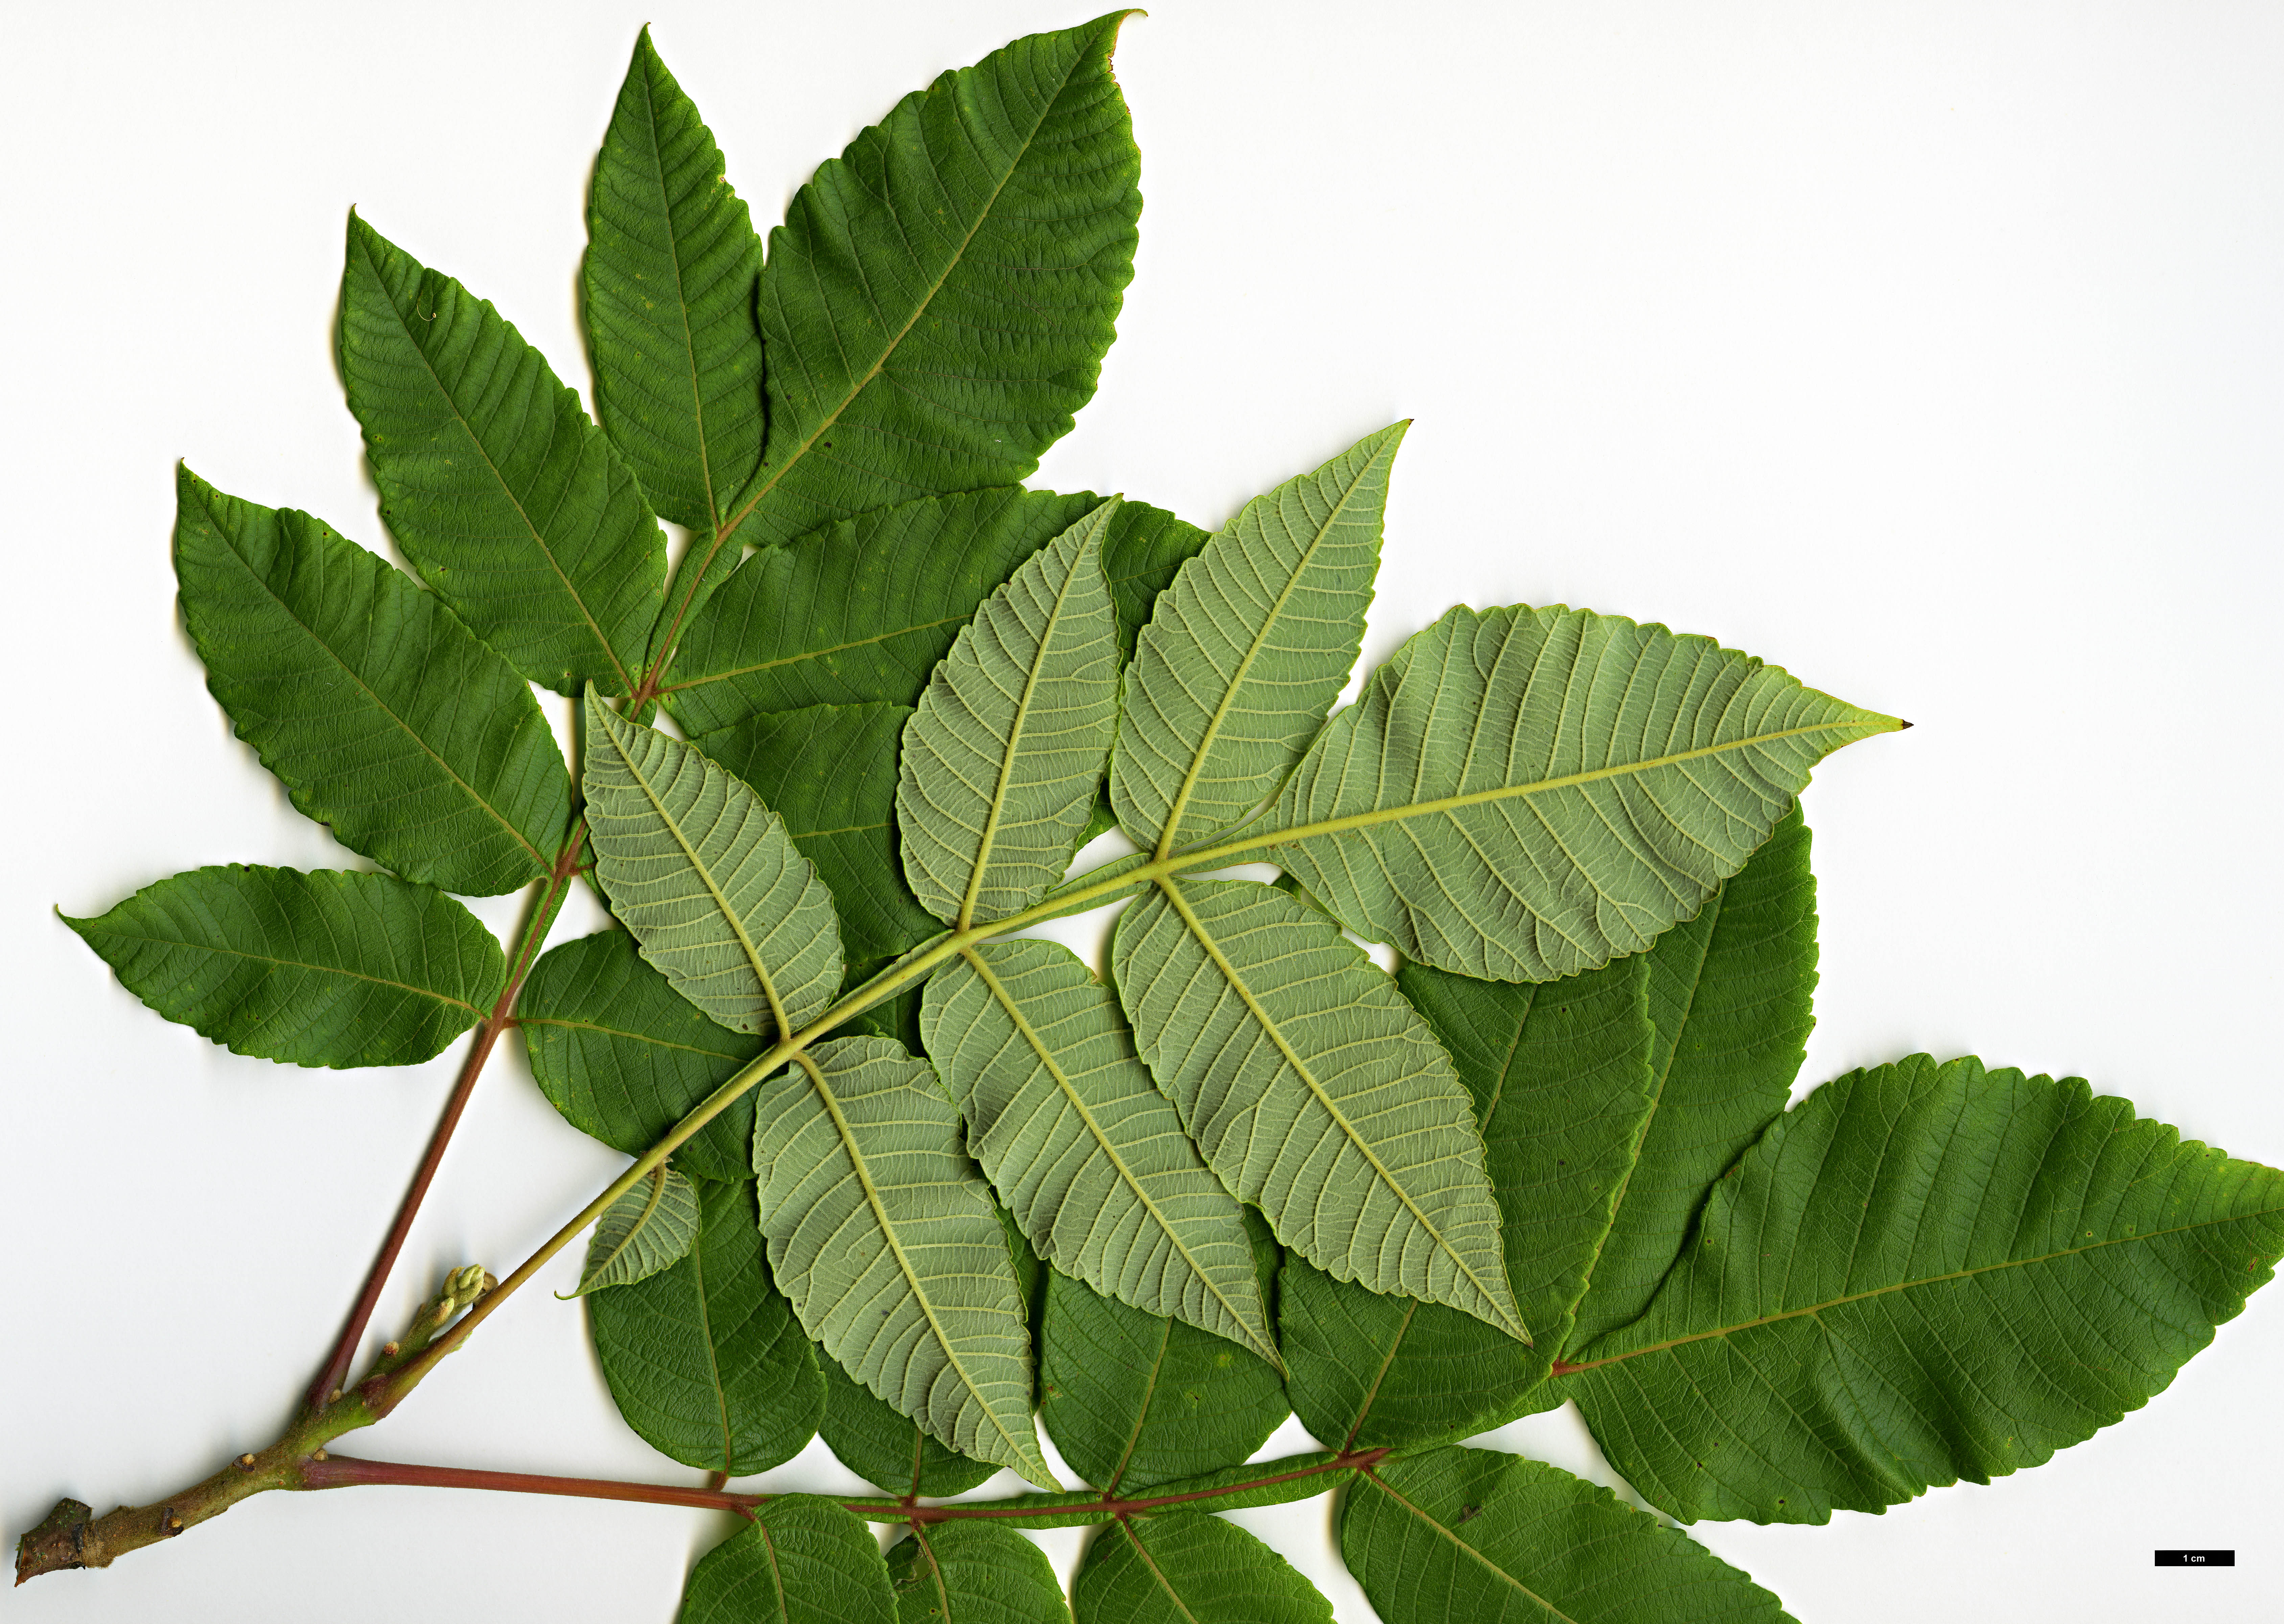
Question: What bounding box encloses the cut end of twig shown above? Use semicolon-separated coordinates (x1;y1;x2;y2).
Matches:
15;1499;94;1585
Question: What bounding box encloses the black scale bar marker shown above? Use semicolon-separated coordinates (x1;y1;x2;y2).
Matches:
2154;1550;2236;1566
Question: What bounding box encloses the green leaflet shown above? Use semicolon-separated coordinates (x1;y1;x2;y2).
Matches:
899;503;1121;927
583;28;764;542
753;1037;1055;1487
1563;1055;2284;1523
1272;605;1899;983
678;1498;894;1624
1037;1211;1286;1493
588;1175;822;1475
339;216;665;696
516;928;759;1183
1564;807;1817;1349
816;1353;1001;1498
65;865;502;1068
730;14;1140;549
665;489;1098;735
1112;878;1523;1341
173;468;570;897
1112;424;1403;854
572;1164;701;1295
1342;1447;1794;1624
922;938;1274;1364
696;703;937;971
888;1523;1072;1624
1100;503;1210;663
1072;1512;1331;1624
1282;952;1653;1450
583;696;842;1038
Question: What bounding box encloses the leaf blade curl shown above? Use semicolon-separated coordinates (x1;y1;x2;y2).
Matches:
733;13;1141;548
1112;877;1524;1341
1563;1055;2284;1523
898;502;1121;927
583;26;764;539
1111;424;1403;853
65;865;502;1068
340;215;665;695
572;1164;702;1295
582;695;842;1038
173;468;570;897
588;1175;822;1474
1271;605;1900;983
753;1036;1055;1487
1342;1446;1795;1624
923;937;1274;1364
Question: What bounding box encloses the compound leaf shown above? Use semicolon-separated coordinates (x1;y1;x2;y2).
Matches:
922;937;1273;1364
1038;1211;1286;1493
1563;1055;2284;1523
1283;951;1653;1450
696;703;937;972
665;489;1101;735
1112;877;1523;1341
584;27;764;540
340;216;664;696
1272;605;1899;983
899;502;1120;926
173;468;570;897
1112;424;1402;853
753;1036;1055;1487
65;865;501;1068
517;927;760;1184
731;13;1140;549
588;1175;822;1474
678;1498;894;1624
1073;1512;1330;1624
573;1164;702;1295
889;1522;1071;1624
583;695;843;1037
815;1353;1002;1498
1565;806;1817;1349
1342;1446;1794;1624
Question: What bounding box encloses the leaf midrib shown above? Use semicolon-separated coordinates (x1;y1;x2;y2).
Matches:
965;947;1271;1364
659;612;970;696
1153;442;1391;858
1361;1470;1582;1623
198;495;552;875
77;927;486;1018
1557;1204;2284;1376
357;229;638;696
717;34;1096;542
586;1164;670;1287
1118;1520;1206;1624
797;1051;1044;1478
1155;876;1524;1341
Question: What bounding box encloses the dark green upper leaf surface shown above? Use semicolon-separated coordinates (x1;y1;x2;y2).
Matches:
1038;1212;1286;1492
898;503;1121;927
340;215;665;695
678;1498;895;1624
1565;1055;2284;1523
1343;1447;1795;1624
664;488;1099;735
731;13;1140;548
1100;501;1209;662
174;469;570;897
1564;807;1816;1350
1113;877;1523;1340
696;702;938;972
816;1351;1001;1498
585;695;844;1038
1112;424;1402;854
1073;1512;1331;1624
1271;605;1897;983
584;27;764;539
517;927;758;1183
889;1523;1072;1624
66;865;501;1068
589;1175;822;1475
1283;952;1652;1450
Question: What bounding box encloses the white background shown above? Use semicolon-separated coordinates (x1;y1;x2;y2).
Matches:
3;2;2279;1619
